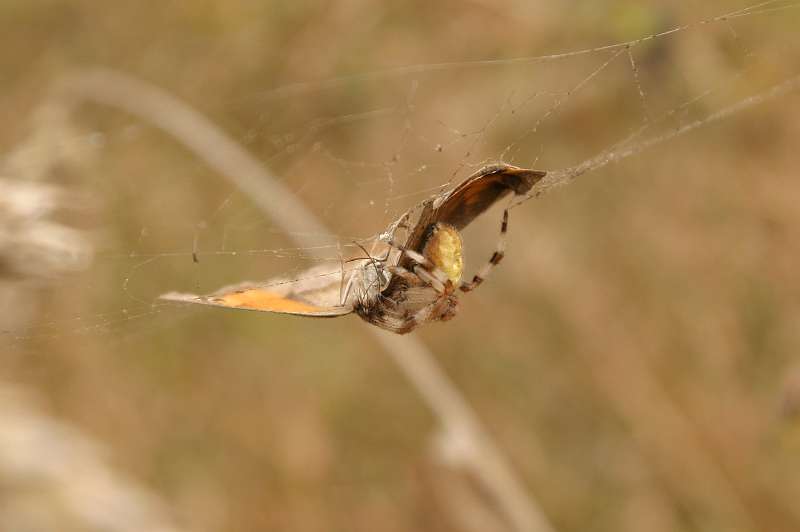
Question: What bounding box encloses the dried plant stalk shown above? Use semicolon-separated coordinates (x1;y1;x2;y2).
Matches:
0;384;185;532
53;68;557;532
0;107;185;532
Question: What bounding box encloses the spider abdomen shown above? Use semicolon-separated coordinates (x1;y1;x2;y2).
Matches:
422;223;463;284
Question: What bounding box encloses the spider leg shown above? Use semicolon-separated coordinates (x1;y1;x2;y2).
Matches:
395;209;413;231
383;290;452;334
380;208;414;247
413;285;459;324
389;244;428;269
387;264;447;293
411;298;444;325
386;239;450;288
459;208;508;293
413;267;448;293
384;265;421;284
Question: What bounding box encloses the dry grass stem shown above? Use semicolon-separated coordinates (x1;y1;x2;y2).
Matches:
0;384;185;532
52;68;557;532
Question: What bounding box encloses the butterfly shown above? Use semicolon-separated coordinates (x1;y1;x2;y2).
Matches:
160;163;546;334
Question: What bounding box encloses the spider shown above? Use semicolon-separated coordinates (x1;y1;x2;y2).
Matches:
353;164;545;333
161;163;546;334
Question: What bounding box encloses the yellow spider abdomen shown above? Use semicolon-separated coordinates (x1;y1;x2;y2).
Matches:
422;223;463;283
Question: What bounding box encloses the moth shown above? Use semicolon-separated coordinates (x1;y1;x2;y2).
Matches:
161;163;546;334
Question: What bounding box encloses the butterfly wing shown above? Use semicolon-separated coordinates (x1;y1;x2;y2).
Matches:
160;263;353;317
433;164;546;230
395;164;546;264
160;288;352;317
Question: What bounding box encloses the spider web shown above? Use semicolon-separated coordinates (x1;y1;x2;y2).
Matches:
4;4;800;531
4;1;799;349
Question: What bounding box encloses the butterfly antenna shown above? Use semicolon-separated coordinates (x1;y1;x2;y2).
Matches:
353;241;384;286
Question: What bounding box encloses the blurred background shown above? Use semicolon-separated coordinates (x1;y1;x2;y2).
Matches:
2;1;800;531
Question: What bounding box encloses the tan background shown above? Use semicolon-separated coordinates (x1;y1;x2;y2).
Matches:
2;1;800;531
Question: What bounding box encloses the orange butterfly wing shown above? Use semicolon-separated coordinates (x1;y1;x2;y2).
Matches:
160;288;351;317
160;264;353;317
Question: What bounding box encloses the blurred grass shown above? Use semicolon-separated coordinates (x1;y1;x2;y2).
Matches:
2;1;800;531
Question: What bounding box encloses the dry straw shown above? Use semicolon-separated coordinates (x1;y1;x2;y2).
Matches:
0;102;185;532
43;59;800;532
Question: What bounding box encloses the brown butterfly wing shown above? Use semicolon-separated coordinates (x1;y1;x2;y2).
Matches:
433;164;546;230
389;164;545;283
398;164;545;255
